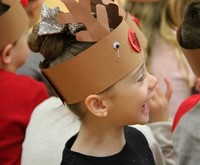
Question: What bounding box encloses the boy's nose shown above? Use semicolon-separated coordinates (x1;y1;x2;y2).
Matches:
148;74;158;90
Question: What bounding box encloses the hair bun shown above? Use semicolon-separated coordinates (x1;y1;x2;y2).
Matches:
28;23;46;53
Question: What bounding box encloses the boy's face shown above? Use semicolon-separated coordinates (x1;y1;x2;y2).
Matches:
107;62;157;126
184;52;200;77
11;33;30;69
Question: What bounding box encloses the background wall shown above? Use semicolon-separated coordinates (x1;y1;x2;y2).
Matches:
44;0;126;11
44;0;68;11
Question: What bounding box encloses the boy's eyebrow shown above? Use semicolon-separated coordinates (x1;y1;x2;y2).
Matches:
134;62;145;75
131;62;145;77
127;62;145;81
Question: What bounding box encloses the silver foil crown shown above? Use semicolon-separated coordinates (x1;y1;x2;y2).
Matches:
67;23;85;35
38;4;65;36
38;4;86;36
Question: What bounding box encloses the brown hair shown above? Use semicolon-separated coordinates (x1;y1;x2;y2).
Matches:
181;0;200;49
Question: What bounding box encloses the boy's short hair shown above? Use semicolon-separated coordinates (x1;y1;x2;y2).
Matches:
177;0;200;76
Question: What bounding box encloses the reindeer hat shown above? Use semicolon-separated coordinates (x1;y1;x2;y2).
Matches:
39;0;147;104
0;0;28;51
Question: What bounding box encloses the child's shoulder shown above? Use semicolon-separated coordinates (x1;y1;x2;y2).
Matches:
0;70;47;93
172;94;200;132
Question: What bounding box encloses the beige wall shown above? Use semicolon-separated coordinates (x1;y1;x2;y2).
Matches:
44;0;68;11
44;0;126;11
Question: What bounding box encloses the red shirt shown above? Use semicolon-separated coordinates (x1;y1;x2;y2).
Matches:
0;70;48;165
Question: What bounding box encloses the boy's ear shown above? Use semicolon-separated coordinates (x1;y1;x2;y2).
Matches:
1;44;13;64
85;95;109;117
25;0;42;28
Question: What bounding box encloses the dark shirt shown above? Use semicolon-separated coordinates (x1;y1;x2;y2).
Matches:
61;126;155;165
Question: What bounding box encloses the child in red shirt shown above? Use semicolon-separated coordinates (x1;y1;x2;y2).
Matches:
0;0;48;164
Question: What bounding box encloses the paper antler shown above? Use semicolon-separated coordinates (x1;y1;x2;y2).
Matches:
57;0;112;42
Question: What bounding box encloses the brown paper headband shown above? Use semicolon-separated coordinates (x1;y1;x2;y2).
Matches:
0;0;28;51
40;0;145;104
177;26;200;77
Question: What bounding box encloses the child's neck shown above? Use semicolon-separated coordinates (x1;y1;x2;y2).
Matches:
71;124;126;157
0;65;16;73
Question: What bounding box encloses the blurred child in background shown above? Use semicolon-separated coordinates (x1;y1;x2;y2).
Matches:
0;0;48;164
172;0;200;164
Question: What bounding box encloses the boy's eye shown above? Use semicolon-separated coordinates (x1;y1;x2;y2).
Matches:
137;74;146;82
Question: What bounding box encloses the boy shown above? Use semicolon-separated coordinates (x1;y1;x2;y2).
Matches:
0;0;48;164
